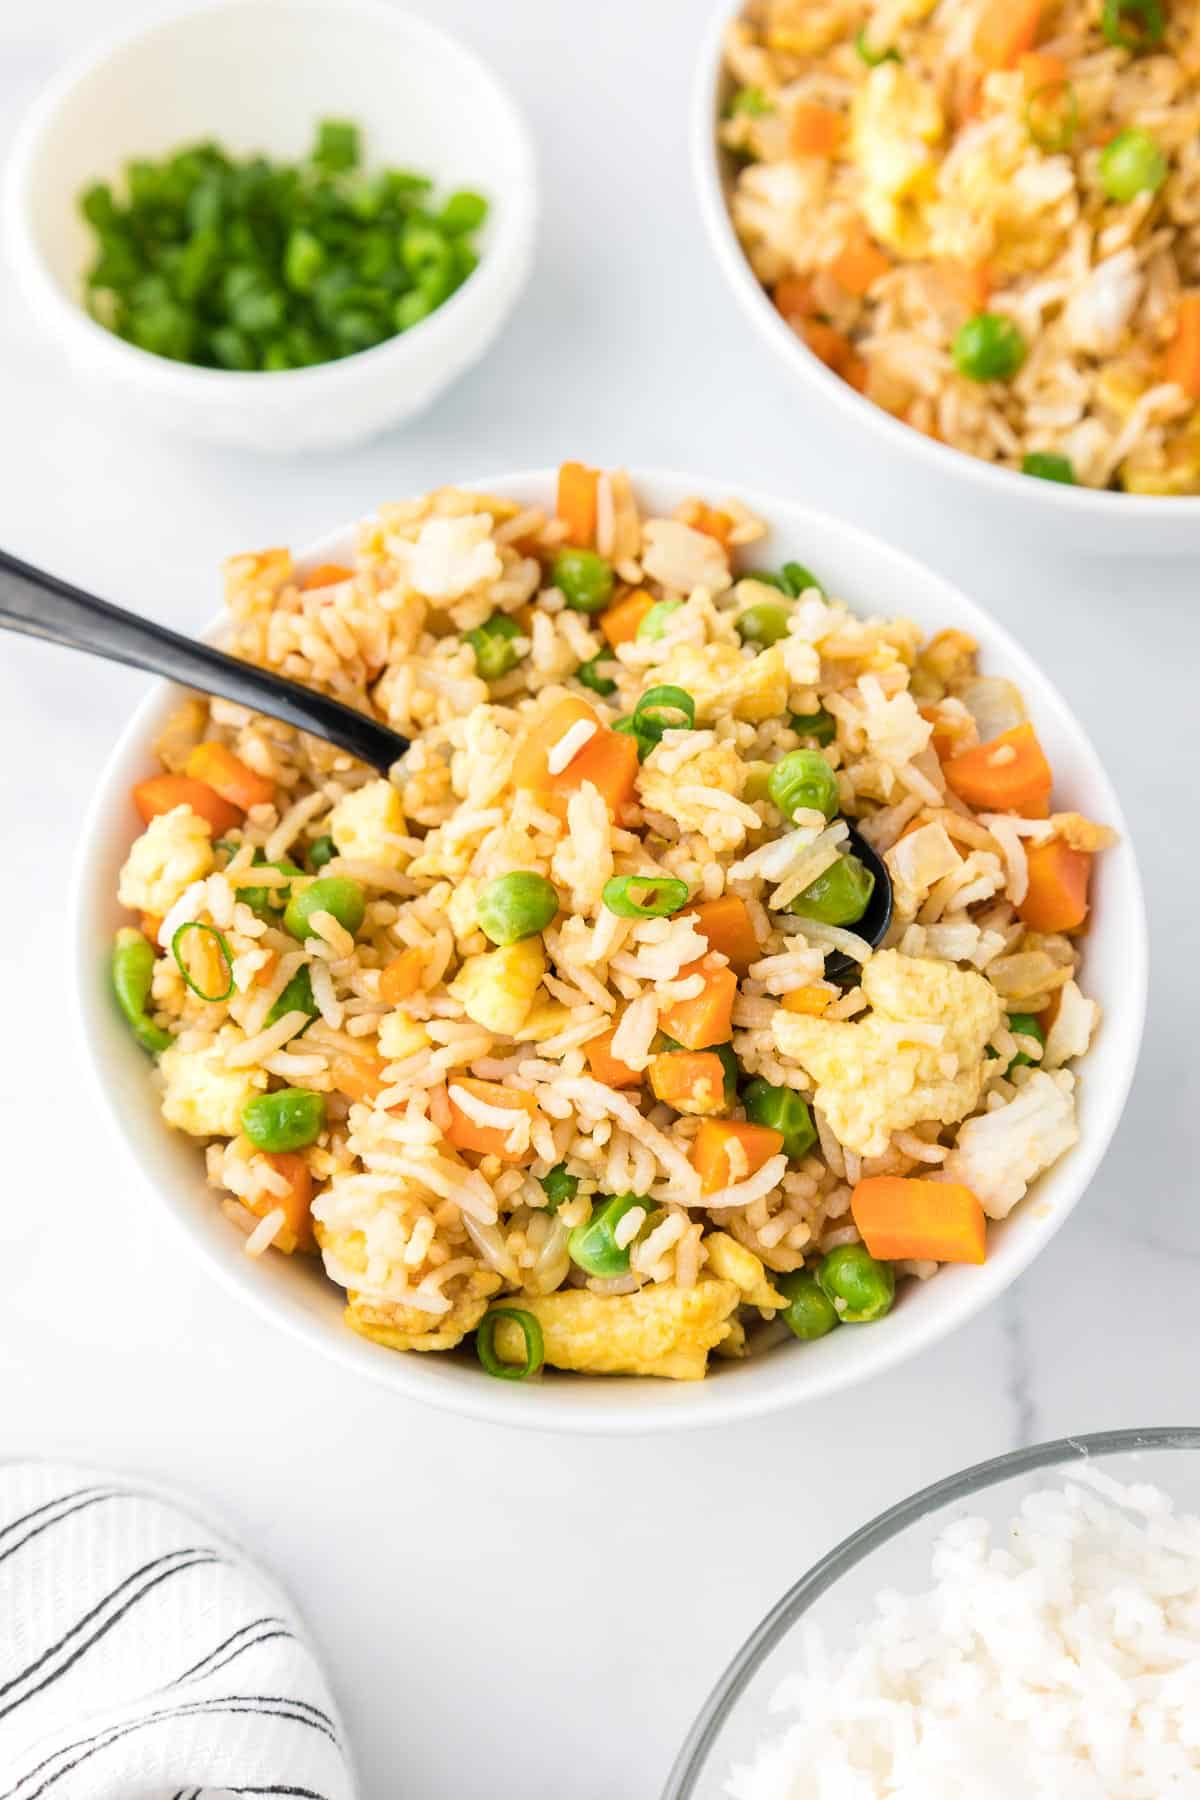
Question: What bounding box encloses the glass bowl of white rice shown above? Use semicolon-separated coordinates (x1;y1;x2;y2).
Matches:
665;1426;1200;1797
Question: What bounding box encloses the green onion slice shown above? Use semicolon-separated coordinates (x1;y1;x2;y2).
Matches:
1025;80;1078;152
476;1308;545;1380
1101;0;1164;49
631;685;696;741
854;27;901;65
171;921;235;1002
602;874;690;919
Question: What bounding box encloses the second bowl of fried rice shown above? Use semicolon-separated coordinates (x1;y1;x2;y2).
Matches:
74;467;1145;1431
694;0;1200;549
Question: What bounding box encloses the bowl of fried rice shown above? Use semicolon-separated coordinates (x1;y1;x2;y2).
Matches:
74;467;1145;1431
694;0;1200;547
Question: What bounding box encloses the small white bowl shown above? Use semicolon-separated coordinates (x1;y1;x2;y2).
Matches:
72;470;1146;1434
691;1;1200;554
5;0;537;452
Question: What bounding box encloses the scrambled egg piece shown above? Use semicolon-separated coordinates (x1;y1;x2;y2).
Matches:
1120;422;1200;496
449;939;545;1036
327;779;407;868
851;63;943;256
489;1280;741;1380
704;1233;785;1311
118;804;214;917
927;108;1075;276
159;1031;265;1137
772;950;1002;1157
389;513;502;601
513;998;574;1043
654;643;789;725
378;1010;430;1061
944;1070;1077;1219
639;739;746;832
346;1269;502;1352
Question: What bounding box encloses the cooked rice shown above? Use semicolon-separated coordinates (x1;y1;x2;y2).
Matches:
115;472;1109;1381
721;1;1200;493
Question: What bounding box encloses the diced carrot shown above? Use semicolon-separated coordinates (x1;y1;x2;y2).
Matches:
648;1050;727;1115
512;697;639;820
1164;295;1200;399
300;562;353;591
830;224;891;297
693;1120;784;1194
1018;50;1066;91
684;895;760;975
583;1026;642;1089
844;353;870;393
445;1078;540;1163
557;461;599;546
781;984;835;1016
515;602;537;631
943;723;1052;815
693;505;734;546
600;588;656;649
185;741;276;813
132;774;242;836
262;1150;315;1252
660;958;738;1051
802;320;856;378
773;276;817;321
1018;839;1092;933
790;103;844;157
976;0;1042;68
851;1176;987;1264
940;261;992;313
253;949;280;987
918;703;962;761
379;947;426;1004
139;914;163;945
330;1052;386;1104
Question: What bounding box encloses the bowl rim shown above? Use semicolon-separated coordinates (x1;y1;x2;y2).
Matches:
662;1424;1200;1796
3;0;537;396
70;466;1147;1435
690;0;1200;521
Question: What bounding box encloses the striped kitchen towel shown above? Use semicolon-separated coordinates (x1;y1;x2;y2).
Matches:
0;1464;355;1800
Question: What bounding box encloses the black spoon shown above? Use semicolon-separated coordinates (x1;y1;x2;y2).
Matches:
0;547;409;773
815;824;894;983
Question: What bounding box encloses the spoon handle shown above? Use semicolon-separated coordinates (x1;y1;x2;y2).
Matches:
0;547;407;772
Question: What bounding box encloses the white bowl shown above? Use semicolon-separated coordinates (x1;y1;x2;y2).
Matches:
4;0;536;452
691;1;1200;554
73;469;1147;1434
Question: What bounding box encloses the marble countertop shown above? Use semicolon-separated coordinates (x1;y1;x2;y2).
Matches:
0;2;1193;1794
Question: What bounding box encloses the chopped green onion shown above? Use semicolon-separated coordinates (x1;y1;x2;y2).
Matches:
602;874;690;919
637;599;682;641
539;1165;578;1211
789;709;836;746
780;562;824;598
476;1307;545;1380
854;27;901;65
438;190;489;234
729;84;773;116
632;685;696;741
308;834;337;870
612;715;652;760
1101;0;1164;50
466;612;522;680
171;922;234;1002
1022;452;1077;484
111;928;173;1056
313;119;360;174
266;965;319;1029
1006;1011;1046;1071
742;570;791;593
576;654;616;696
1025;80;1078;153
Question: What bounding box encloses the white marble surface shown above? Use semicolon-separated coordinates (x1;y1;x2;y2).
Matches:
0;2;1194;1795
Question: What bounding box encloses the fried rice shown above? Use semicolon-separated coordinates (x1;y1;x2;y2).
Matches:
720;0;1200;492
111;469;1113;1382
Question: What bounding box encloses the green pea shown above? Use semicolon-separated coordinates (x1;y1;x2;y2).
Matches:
789;709;836;746
768;749;840;822
539;1164;578;1211
476;871;559;945
637;599;682;641
308;835;336;871
1098;127;1168;202
551;549;615;613
266;965;319;1029
714;1042;740;1107
239;857;305;920
1007;1012;1046;1071
776;1269;841;1340
736;602;791;647
952;313;1027;382
576;654;617;696
568;1192;651;1278
741;1079;817;1160
466;612;522;680
111;927;173;1056
818;1244;895;1322
1022;452;1076;484
283;875;366;943
241;1088;326;1152
788;854;875;927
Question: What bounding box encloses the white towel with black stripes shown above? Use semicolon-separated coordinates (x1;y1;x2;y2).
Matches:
0;1464;356;1800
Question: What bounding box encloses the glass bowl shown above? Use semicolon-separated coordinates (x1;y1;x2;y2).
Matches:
664;1427;1200;1797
